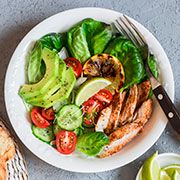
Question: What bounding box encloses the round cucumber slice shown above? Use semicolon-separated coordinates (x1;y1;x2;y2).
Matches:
32;125;55;143
56;104;83;131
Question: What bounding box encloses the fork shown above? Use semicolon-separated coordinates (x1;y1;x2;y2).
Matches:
113;15;180;134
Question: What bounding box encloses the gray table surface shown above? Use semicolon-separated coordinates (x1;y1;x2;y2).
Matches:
0;0;180;179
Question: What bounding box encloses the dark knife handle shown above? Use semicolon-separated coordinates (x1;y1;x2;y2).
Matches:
153;85;180;134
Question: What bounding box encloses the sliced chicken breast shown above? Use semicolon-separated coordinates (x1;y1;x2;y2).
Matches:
118;85;138;125
112;92;127;130
98;99;153;158
95;105;112;132
98;117;147;158
134;99;153;120
104;92;126;134
137;80;151;106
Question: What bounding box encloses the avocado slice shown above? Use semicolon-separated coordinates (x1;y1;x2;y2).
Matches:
43;68;76;108
25;61;66;103
19;48;61;99
29;68;76;108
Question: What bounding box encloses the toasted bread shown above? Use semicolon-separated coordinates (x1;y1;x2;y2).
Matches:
0;158;7;180
0;127;15;162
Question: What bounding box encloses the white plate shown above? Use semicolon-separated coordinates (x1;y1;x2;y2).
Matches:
136;153;180;180
4;7;174;173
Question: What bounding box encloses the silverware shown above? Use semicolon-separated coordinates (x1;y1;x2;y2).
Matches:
113;15;180;134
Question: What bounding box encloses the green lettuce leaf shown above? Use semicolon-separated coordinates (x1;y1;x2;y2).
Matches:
67;18;112;64
148;55;159;78
90;26;112;55
67;23;90;63
105;36;145;90
147;55;159;98
27;33;64;84
40;33;64;52
27;41;44;83
76;132;109;156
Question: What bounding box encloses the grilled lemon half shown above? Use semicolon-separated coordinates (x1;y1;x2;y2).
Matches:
83;54;125;91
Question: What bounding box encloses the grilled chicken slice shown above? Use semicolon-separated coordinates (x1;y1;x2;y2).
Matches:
118;85;138;125
137;80;151;106
134;99;153;120
98;118;148;158
104;92;126;134
95;105;112;132
98;99;153;158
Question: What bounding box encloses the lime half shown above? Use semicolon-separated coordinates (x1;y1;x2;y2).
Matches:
141;151;160;180
172;170;180;180
75;77;111;106
160;171;171;180
162;165;180;177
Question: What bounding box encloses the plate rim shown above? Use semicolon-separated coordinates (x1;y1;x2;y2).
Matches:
4;7;175;173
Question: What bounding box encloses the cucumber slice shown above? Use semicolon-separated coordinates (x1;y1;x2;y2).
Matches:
56;104;83;131
32;125;55;143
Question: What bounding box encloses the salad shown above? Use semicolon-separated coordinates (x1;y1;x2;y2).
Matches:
19;18;158;158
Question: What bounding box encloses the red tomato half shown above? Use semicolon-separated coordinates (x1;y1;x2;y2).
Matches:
94;89;113;106
31;107;50;128
82;98;103;114
82;98;103;127
41;108;55;121
56;130;77;155
64;57;82;78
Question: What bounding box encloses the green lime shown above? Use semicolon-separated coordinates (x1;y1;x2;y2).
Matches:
141;151;160;180
162;165;180;177
75;77;111;106
172;170;180;180
160;170;171;180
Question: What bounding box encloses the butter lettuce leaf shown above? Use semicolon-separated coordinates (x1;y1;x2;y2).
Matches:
67;18;112;64
40;33;64;52
105;36;145;90
76;132;109;156
27;41;44;83
27;33;64;84
148;55;159;78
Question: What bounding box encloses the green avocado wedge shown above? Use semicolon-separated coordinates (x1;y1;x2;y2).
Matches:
41;68;76;108
25;62;66;103
19;48;76;108
19;48;61;98
26;68;76;108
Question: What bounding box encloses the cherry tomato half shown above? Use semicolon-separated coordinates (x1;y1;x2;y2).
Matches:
56;130;77;155
31;107;50;128
64;57;82;78
82;98;104;127
93;89;113;106
41;107;55;121
82;98;103;114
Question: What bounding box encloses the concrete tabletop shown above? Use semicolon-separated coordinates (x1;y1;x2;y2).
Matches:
0;0;180;179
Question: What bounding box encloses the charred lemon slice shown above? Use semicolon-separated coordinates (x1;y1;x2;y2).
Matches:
83;54;125;91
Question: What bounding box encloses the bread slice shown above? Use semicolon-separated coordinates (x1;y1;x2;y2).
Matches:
0;158;7;180
0;126;15;161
